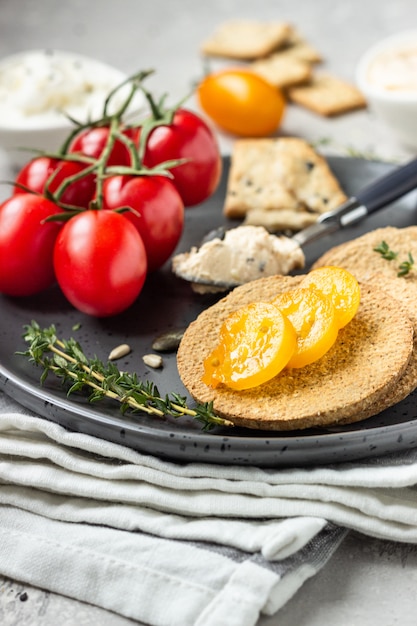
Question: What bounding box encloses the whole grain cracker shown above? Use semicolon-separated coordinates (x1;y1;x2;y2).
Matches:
200;20;292;60
287;73;367;116
177;275;413;430
312;226;417;280
223;138;347;231
249;52;312;88
312;226;417;420
342;273;417;421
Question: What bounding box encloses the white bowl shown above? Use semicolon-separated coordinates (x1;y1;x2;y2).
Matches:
0;49;146;168
356;30;417;150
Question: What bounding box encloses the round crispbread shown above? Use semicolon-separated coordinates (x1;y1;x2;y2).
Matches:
334;272;417;423
312;226;417;421
312;226;417;282
177;275;414;430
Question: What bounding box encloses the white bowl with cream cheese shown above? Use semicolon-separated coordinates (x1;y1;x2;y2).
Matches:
356;30;417;149
0;49;146;167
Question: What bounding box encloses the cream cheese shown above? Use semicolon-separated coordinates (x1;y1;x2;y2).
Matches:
367;44;417;91
172;225;305;293
0;49;139;129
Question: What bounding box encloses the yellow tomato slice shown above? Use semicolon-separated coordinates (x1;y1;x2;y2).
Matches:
202;302;296;390
271;287;339;369
300;266;360;328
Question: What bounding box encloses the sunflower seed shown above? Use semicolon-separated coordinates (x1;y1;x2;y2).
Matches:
143;353;163;369
108;343;131;361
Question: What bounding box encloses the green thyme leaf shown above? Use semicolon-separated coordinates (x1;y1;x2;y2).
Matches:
373;241;398;261
374;241;414;277
397;252;415;277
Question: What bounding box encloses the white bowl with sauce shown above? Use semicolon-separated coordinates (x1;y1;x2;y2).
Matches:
0;49;146;168
356;30;417;150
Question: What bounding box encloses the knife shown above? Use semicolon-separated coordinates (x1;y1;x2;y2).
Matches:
292;156;417;247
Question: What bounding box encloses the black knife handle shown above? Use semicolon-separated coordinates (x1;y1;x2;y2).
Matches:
356;157;417;214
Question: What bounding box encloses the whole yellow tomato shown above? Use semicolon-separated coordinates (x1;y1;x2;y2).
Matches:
197;68;286;137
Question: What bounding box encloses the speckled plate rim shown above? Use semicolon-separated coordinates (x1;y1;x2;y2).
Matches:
2;360;417;467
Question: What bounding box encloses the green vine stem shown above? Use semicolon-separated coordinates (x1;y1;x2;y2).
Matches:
57;69;155;155
136;88;191;162
18;321;233;431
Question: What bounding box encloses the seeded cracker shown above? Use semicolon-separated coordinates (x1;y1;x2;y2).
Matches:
287;73;367;116
223;137;347;232
200;20;292;60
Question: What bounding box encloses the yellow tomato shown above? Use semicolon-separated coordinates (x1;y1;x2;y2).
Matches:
202;302;296;390
300;266;361;328
271;287;339;369
197;68;286;137
202;269;361;390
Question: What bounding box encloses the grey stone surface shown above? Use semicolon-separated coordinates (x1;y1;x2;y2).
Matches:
0;1;417;624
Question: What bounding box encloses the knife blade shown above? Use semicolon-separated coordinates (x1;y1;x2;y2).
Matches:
292;156;417;248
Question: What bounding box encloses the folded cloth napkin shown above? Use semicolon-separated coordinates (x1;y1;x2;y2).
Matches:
0;405;416;626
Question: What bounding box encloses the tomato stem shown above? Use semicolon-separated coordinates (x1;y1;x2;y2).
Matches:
135;88;190;162
18;70;189;215
58;69;154;155
91;115;120;210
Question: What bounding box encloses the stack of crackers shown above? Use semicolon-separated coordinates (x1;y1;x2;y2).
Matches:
223;136;348;232
201;19;366;117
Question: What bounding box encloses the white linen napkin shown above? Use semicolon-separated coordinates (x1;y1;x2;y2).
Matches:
0;404;416;626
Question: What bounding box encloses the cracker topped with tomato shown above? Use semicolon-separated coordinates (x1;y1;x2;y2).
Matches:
177;270;414;430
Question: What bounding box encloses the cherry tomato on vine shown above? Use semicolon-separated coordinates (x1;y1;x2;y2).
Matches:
0;193;63;296
68;125;135;167
14;156;58;196
197;68;286;137
47;160;96;208
138;108;222;207
53;210;147;317
14;157;96;209
102;175;184;272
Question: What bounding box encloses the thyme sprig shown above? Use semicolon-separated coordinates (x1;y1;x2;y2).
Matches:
19;321;233;431
373;240;398;261
373;241;415;277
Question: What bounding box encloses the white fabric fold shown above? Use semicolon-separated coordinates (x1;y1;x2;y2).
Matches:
0;410;416;625
0;412;416;542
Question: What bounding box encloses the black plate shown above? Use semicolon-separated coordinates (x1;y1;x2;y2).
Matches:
1;156;417;467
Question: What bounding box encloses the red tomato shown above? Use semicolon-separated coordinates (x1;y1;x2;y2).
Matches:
197;69;286;137
0;193;63;296
102;175;184;272
14;156;59;195
139;108;222;207
53;210;147;317
45;160;96;209
68;125;135;166
14;157;96;209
